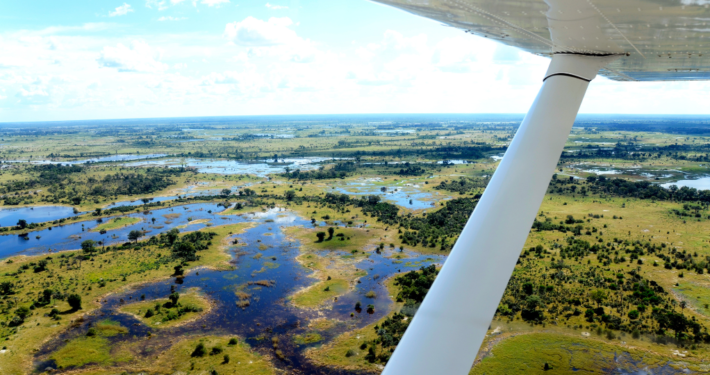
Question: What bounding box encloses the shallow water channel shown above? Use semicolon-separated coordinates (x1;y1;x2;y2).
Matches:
13;207;443;373
0;206;77;228
0;203;235;259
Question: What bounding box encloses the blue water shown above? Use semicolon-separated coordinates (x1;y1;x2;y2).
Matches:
30;208;443;373
334;181;440;210
124;157;341;177
0;203;236;259
9;154;167;165
662;176;710;191
0;206;77;227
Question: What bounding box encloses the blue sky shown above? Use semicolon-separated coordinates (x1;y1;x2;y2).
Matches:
1;0;709;122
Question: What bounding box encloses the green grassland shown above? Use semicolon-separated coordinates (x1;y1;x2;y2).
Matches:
470;333;696;374
118;288;212;328
91;216;142;232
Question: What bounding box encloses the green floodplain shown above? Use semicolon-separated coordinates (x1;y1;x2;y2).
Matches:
1;115;710;374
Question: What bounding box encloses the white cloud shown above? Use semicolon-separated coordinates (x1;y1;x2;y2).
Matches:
145;0;168;10
109;3;134;17
201;0;229;7
158;16;187;21
266;3;288;10
97;41;168;73
224;17;297;47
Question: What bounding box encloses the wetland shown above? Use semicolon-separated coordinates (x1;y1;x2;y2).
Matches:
2;115;710;374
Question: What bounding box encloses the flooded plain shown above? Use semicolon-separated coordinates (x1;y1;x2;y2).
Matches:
0;206;77;228
124;157;344;177
27;208;443;374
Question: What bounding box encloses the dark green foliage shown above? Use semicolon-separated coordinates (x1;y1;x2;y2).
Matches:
0;281;16;296
394;265;438;310
128;230;143;243
191;343;206;357
228;338;238;346
435;177;487;194
170;230;217;261
81;240;97;255
210;345;223;355
67;293;82;310
169;292;180;306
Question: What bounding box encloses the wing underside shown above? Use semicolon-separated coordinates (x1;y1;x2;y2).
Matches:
374;0;710;82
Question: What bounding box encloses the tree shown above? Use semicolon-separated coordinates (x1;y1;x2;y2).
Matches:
128;230;143;243
169;292;180;306
68;294;82;310
0;281;15;296
220;188;231;197
166;228;180;245
141;198;151;204
628;310;640;320
172;242;197;261
81;240;97;255
285;190;296;201
316;232;326;242
16;219;27;229
327;227;334;240
15;306;30;320
192;343;206;357
590;289;607;307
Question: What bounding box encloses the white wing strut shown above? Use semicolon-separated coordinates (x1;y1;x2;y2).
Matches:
382;54;618;375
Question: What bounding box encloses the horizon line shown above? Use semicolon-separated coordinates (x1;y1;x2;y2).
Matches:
3;112;710;125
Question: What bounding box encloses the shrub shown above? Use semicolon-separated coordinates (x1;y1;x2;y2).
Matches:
345;349;355;357
228;338;238;346
210;345;223;355
67;294;82;310
191;343;206;357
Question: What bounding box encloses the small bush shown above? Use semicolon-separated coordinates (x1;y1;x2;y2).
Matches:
191;343;206;357
210;345;223;356
228;338;238;346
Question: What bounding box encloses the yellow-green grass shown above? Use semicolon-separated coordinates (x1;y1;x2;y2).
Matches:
470;333;698;374
0;222;252;375
45;335;275;375
50;320;131;369
91;216;142;232
293;332;323;345
175;218;211;229
118;289;211;328
291;279;349;308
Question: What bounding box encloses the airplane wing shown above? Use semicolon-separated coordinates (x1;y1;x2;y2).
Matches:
371;1;710;374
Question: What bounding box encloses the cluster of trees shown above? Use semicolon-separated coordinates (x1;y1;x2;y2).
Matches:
143;228;217;262
547;175;710;204
435;177;487;194
362;265;438;364
0;164;83;194
395;163;426;176
400;198;477;251
587;175;710;202
497;258;710;345
143;291;203;323
281;164;353;180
